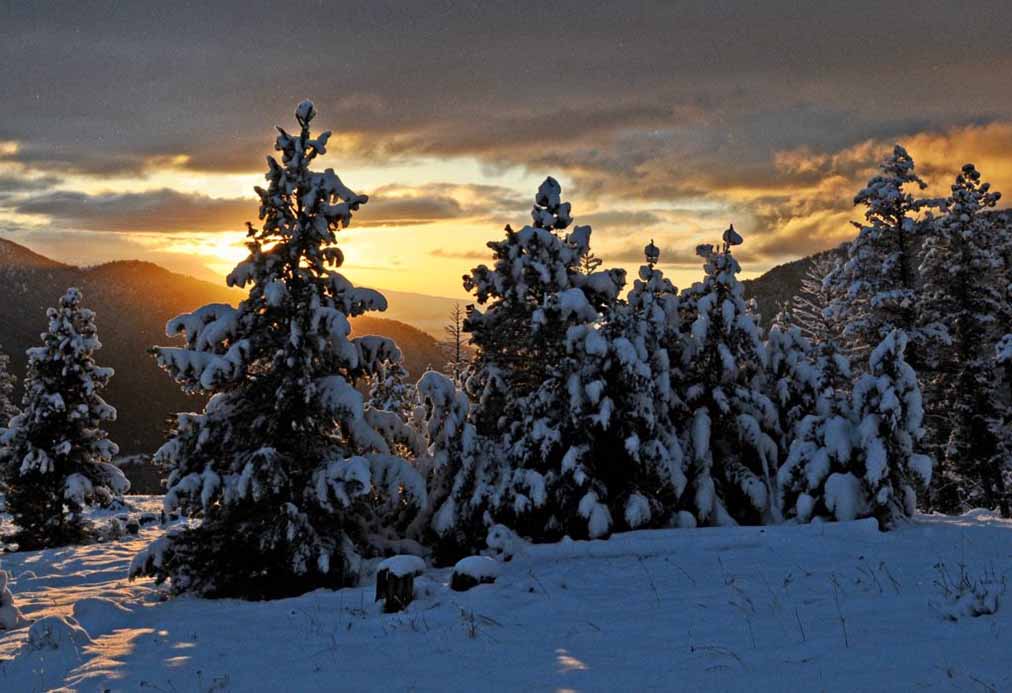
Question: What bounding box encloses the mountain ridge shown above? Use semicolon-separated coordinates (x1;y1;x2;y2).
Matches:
0;237;816;455
0;239;447;454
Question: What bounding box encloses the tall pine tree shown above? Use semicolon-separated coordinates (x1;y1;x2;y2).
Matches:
776;335;854;524
503;241;683;541
679;226;780;526
130;101;424;598
919;165;1010;516
463;177;610;436
0;288;127;549
829;145;932;364
410;370;488;563
765;308;819;463
459;179;685;543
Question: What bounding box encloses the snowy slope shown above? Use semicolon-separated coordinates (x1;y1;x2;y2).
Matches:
0;499;1010;692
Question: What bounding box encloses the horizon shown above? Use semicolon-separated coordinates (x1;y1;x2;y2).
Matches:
2;2;1010;298
0;234;473;303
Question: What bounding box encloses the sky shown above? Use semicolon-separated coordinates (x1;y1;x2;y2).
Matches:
2;0;1011;299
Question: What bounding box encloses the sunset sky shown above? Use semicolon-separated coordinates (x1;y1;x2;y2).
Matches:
2;1;1011;299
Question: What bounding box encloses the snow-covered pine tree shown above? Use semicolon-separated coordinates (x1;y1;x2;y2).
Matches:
0;346;17;427
0;288;127;549
678;226;781;526
625;240;686;446
791;252;845;348
368;359;416;419
409;370;492;563
462;177;621;436
829;145;933;364
778;330;931;527
560;241;686;535
502;239;684;541
765;308;818;462
129;101;425;598
848;330;933;527
919;165;1010;516
775;334;854;523
465;178;690;542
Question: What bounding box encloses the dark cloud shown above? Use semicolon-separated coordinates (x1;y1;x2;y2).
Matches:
577;210;665;229
2;1;1010;179
3;0;1012;275
0;174;62;202
429;248;490;262
357;183;528;227
0;174;61;193
600;240;711;268
14;189;253;233
357;195;466;227
8;181;530;235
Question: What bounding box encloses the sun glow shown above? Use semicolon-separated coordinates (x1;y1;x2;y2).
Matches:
140;232;250;278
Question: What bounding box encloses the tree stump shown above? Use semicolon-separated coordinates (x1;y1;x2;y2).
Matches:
375;570;415;613
374;556;426;613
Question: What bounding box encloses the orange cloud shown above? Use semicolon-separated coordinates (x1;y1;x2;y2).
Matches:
720;122;1012;265
903;122;1012;196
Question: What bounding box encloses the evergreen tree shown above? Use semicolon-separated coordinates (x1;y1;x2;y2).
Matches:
368;358;416;419
502;240;684;541
441;304;467;386
625;240;687;457
410;370;489;563
130;101;424;598
462;179;689;543
792;253;845;347
919;165;1010;516
463;177;622;435
829;145;932;364
0;346;17;427
678;226;781;526
765;308;818;461
849;331;933;527
0;288;127;549
579;249;603;275
776;337;854;523
778;330;931;527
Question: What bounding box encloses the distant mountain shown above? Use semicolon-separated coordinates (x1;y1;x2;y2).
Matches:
0;239;447;455
378;289;465;338
742;247;846;324
0;235;878;456
350;315;447;376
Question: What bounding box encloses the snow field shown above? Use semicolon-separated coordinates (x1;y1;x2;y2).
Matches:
0;498;1009;692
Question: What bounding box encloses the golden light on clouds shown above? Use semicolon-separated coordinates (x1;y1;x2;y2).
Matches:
4;121;1009;299
903;122;1012;195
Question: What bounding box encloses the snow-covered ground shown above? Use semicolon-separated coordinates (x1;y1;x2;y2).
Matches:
1;497;1010;692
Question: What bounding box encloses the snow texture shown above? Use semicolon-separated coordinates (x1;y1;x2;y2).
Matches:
1;498;1011;691
377;555;426;578
452;555;501;581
